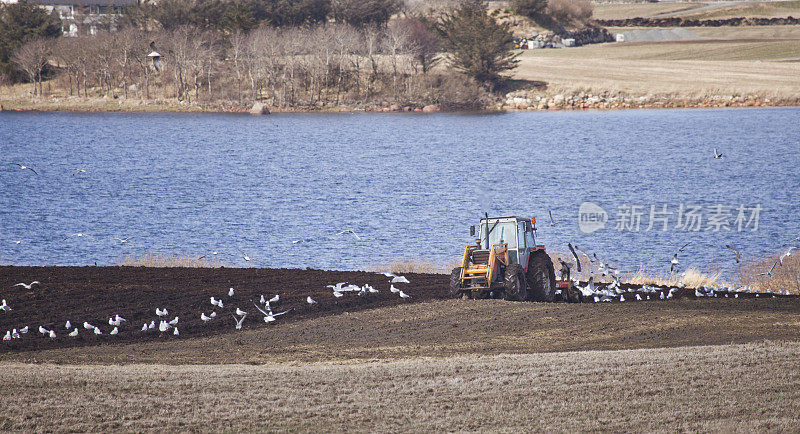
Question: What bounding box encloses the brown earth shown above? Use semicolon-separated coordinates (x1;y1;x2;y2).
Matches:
2;266;799;364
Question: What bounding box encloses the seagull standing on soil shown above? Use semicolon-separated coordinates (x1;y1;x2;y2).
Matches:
83;322;94;330
399;290;411;299
307;296;317;305
201;312;213;323
48;330;56;339
228;287;235;297
268;294;279;303
168;316;179;326
19;326;28;334
65;320;71;329
9;163;38;175
235;308;247;316
156;308;168;317
110;327;119;335
3;331;10;341
173;327;179;336
391;275;410;284
390;284;400;293
69;328;79;337
0;299;12;311
13;281;40;290
141;323;148;331
93;327;102;335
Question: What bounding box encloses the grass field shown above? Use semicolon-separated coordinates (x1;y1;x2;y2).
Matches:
2;341;799;431
513;28;800;98
592;0;800;20
593;2;707;20
682;0;800;19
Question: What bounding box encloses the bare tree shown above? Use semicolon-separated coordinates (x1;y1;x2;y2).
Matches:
12;38;51;97
383;23;410;98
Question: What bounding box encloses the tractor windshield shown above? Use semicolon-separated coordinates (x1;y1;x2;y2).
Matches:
480;220;517;250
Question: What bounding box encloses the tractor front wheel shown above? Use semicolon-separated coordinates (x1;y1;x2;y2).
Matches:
504;264;528;301
526;252;556;302
449;267;464;298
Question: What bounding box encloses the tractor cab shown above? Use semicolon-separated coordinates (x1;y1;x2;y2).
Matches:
451;215;558;302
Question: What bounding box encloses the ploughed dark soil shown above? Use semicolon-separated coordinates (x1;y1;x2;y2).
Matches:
0;266;448;353
1;266;799;364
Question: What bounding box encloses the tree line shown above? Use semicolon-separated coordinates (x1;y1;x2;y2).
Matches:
3;0;522;110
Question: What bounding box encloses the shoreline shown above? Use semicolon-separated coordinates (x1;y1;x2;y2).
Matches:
3;92;800;115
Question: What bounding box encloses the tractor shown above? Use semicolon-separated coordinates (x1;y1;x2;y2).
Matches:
449;215;580;302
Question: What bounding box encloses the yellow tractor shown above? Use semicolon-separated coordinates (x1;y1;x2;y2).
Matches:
450;215;571;302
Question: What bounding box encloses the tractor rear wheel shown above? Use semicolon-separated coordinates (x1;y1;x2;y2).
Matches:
449;267;464;298
526;252;556;302
504;264;528;301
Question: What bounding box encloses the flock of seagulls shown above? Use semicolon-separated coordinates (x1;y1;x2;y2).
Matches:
2;272;414;345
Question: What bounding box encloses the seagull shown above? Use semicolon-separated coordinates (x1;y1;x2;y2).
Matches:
725;245;741;263
210;297;219;306
3;331;10;341
235;308;247;316
48;330;56;339
238;249;260;264
115;237;134;244
307;296;317;305
232;313;246;330
156;308;168;317
660;292;665;300
20;326;28;334
65;320;71;329
93;327;102;335
758;260;779;277
141;323;148;331
268;294;279;303
695;289;703;297
259;294;265;304
0;299;11;312
159;321;170;332
636;294;642;301
13;281;40;290
390;284;400;293
380;272;396;278
115;314;127;322
619;294;625;302
83;322;94;330
72;168;86;176
10;329;19;339
366;284;379;294
168;316;179;326
337;229;361;240
69;328;79;337
399;290;411;299
779;246;797;264
333;291;343;298
63;233;91;241
109;317;121;327
678;242;690;252
548;210;560;226
228;287;235;297
201;312;212;322
391;276;410;284
713;148;723;159
12;239;32;245
210;311;217;318
148;320;155;330
9;163;38;175
670;253;680;272
326;282;348;291
173;327;179;336
39;325;47;334
110;327;119;335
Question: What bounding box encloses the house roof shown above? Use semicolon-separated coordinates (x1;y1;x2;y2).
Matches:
30;0;139;6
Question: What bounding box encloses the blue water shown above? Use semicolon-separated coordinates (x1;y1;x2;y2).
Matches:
1;108;799;276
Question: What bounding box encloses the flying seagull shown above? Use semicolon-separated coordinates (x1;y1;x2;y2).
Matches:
391;275;410;284
779;246;797;264
12;239;32;245
713;148;723;159
548;210;560;226
115;237;134;244
13;281;40;290
758;260;779;277
669;253;680;273
9;163;38;175
725;244;741;263
567;243;582;272
232;313;246;330
73;168;86;176
337;229;362;240
63;233;91;241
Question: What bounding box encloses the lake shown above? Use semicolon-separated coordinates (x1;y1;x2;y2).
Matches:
1;107;799;277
